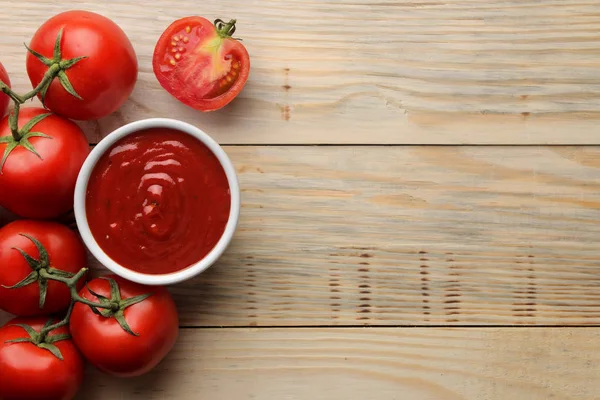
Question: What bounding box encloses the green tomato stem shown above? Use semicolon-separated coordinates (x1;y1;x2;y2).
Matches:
0;82;25;104
37;301;74;341
38;267;112;311
41;269;153;337
0;63;60;141
4;240;153;359
1;31;85;150
22;63;61;102
20;266;110;351
8;103;20;140
215;18;237;38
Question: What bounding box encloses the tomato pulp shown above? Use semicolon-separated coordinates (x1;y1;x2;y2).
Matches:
85;128;231;274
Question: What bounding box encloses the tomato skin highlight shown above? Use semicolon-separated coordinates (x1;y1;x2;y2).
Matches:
153;16;250;112
0;317;85;400
70;275;179;377
0;62;10;118
0;108;90;219
26;10;138;121
0;220;87;316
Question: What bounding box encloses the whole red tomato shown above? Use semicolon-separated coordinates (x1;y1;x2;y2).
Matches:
0;316;84;400
26;10;138;120
0;220;87;316
0;62;10;118
70;275;179;377
153;17;250;111
0;107;89;219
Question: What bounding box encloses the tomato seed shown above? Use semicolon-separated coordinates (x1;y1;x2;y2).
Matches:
185;26;191;33
183;37;189;43
175;53;181;60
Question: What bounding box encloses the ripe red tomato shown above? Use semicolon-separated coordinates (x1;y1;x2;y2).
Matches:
70;275;179;377
153;17;250;111
0;62;10;118
26;10;138;121
0;317;84;400
0;107;90;219
0;220;87;316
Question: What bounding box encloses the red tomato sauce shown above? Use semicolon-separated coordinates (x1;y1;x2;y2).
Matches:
85;128;231;274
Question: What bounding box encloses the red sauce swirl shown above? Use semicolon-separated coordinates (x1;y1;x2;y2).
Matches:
85;128;231;274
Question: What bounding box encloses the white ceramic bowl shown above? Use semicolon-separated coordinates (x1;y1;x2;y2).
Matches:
74;118;240;286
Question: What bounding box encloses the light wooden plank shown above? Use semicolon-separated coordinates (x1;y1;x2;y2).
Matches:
76;327;600;399
169;146;600;326
1;0;600;144
3;146;596;326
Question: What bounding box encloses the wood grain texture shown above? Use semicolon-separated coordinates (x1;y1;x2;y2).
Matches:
1;0;600;144
3;146;595;327
76;327;600;399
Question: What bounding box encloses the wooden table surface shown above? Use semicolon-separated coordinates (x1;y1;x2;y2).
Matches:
1;0;600;398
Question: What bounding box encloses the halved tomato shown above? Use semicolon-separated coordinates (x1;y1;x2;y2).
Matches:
152;17;250;112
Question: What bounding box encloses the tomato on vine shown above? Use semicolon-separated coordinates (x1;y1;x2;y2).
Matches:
0;220;87;316
0;16;92;219
0;62;10;118
0;108;89;219
0;316;84;400
153;17;250;111
70;275;179;377
26;10;138;120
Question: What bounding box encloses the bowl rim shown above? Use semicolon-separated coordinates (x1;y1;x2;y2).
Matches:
74;118;240;286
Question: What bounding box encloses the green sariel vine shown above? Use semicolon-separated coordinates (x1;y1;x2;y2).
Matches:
0;28;86;172
4;235;153;359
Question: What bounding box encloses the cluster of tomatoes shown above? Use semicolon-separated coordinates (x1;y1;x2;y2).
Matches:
0;219;180;399
0;9;250;400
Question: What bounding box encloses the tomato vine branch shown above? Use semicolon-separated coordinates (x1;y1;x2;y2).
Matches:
39;269;152;337
42;301;74;335
5;233;154;359
38;267;112;311
0;29;86;173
